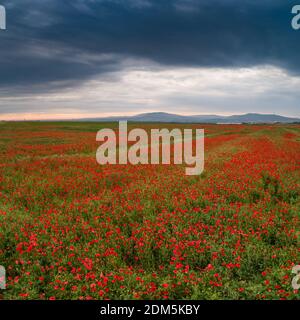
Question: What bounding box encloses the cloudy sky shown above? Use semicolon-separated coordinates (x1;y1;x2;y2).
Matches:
0;0;299;120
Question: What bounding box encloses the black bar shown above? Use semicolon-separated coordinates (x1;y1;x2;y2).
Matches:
0;300;296;319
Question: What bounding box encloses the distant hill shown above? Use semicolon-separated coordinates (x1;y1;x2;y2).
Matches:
79;112;300;124
222;113;300;124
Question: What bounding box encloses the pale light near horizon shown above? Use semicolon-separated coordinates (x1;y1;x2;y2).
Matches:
1;65;300;120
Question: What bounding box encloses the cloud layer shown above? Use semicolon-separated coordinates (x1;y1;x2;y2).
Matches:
0;0;299;117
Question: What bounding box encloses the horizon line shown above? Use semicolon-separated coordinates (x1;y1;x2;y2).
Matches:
1;111;300;122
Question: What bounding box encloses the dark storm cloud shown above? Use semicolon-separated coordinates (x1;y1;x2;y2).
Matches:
0;0;299;92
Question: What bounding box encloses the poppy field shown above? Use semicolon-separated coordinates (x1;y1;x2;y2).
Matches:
0;122;299;300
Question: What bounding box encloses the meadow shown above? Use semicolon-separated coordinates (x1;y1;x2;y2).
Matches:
0;122;299;300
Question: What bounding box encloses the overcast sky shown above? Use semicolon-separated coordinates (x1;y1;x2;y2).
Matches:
0;0;299;120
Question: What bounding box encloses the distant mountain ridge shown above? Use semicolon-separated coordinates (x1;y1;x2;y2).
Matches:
80;112;300;124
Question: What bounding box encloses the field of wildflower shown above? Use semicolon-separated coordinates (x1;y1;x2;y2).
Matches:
0;122;299;300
